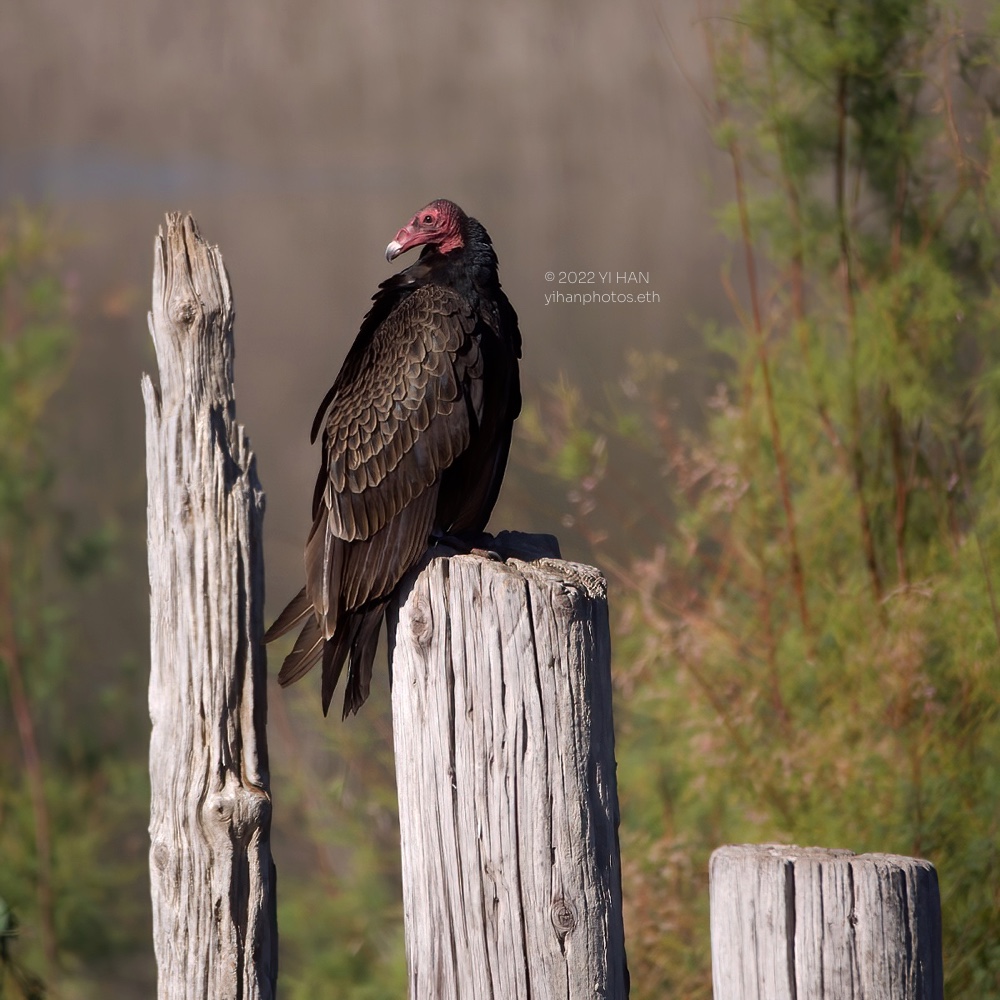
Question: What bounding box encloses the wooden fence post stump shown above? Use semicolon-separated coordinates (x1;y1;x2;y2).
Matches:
142;214;277;999
710;844;943;1000
387;531;628;1000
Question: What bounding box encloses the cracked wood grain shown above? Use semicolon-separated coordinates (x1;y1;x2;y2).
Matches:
710;844;943;1000
388;532;628;1000
143;214;277;999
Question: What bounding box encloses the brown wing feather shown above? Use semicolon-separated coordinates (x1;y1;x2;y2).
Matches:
317;286;484;542
277;615;325;687
263;585;311;642
269;275;508;717
305;482;439;641
304;286;484;636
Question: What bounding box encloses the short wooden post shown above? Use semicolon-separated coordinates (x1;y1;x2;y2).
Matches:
388;532;629;1000
710;844;943;1000
142;214;277;999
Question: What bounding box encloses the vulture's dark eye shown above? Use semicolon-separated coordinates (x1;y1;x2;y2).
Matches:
423;214;434;224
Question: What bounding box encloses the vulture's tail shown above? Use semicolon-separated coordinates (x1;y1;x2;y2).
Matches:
330;601;388;719
269;598;387;720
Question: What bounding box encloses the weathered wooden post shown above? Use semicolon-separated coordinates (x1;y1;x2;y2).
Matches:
142;214;277;999
710;844;943;1000
388;532;628;999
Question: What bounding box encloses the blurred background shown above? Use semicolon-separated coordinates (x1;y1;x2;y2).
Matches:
3;1;1000;997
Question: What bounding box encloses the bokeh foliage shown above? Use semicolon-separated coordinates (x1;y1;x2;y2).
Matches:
270;679;407;1000
526;1;1000;996
0;207;146;999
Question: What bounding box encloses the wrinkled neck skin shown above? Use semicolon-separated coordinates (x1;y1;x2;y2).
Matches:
414;216;500;294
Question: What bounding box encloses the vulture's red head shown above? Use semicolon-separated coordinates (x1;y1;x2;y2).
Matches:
385;199;466;262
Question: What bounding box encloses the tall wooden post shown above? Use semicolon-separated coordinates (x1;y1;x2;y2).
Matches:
388;532;629;1000
142;214;277;999
710;844;943;1000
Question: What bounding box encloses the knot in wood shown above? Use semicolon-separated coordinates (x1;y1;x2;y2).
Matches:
205;790;236;825
170;298;198;327
550;897;578;935
151;841;170;872
408;596;433;647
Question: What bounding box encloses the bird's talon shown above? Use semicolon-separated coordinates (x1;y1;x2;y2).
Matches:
470;547;504;562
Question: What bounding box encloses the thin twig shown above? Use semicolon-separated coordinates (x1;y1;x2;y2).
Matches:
835;67;884;603
886;395;910;587
705;18;813;638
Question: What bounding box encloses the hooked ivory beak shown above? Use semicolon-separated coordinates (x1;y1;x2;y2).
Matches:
385;239;405;262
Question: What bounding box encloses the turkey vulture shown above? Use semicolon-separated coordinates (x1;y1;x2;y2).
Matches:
265;199;522;718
